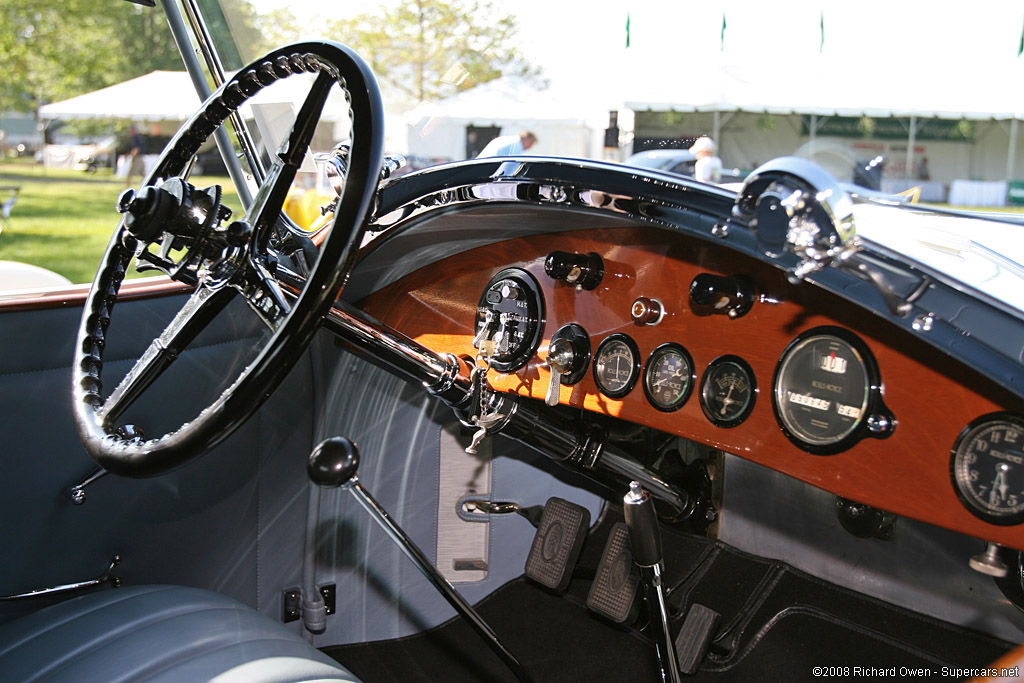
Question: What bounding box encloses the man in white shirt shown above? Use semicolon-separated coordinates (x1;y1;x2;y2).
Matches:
689;136;722;183
476;131;538;158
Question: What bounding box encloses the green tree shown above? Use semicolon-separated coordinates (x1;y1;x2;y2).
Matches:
0;1;181;115
325;0;542;103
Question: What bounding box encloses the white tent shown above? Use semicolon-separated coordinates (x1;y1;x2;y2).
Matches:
621;55;1024;188
404;76;618;161
39;71;202;124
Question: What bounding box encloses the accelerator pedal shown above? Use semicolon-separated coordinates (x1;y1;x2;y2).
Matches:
675;603;721;675
524;497;590;591
586;522;641;623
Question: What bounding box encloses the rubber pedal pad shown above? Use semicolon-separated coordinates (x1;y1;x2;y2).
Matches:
586;522;641;623
524;497;590;591
675;603;721;675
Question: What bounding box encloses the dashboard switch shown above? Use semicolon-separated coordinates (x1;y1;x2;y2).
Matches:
631;297;664;326
545;339;575;406
689;273;756;319
544;251;604;289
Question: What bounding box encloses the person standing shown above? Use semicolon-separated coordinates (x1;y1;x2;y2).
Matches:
125;125;145;188
476;131;538;158
689;136;722;183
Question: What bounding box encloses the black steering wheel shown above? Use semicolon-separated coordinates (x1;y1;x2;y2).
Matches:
72;42;383;477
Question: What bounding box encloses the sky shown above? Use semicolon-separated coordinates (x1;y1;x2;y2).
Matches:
244;0;1024;120
258;0;1024;87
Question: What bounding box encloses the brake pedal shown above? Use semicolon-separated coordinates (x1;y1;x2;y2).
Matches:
524;497;590;591
675;603;721;675
586;523;640;623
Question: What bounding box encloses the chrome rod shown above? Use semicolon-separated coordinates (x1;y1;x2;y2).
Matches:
0;555;122;601
323;300;689;518
178;0;266;185
160;0;254;208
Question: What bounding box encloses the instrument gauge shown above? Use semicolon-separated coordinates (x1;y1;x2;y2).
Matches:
474;269;545;372
643;343;695;412
773;327;891;454
593;334;640;399
952;413;1024;525
700;356;756;427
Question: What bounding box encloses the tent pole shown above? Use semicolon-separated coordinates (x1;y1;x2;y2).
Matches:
906;115;916;181
713;111;721;147
1007;118;1019;183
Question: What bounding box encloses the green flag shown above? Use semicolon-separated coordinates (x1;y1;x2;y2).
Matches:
820;11;824;53
1018;15;1023;56
626;12;631;49
720;13;726;51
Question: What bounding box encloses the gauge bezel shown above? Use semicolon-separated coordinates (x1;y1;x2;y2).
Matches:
699;355;757;428
593;333;641;399
475;268;545;373
643;343;696;412
950;412;1024;526
771;326;891;455
550;324;591;386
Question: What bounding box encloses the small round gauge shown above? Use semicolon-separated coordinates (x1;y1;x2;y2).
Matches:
593;334;640;399
474;269;544;372
773;328;887;454
643;343;695;412
700;356;756;427
951;413;1024;525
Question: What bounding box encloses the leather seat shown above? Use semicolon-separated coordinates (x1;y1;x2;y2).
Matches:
0;585;361;682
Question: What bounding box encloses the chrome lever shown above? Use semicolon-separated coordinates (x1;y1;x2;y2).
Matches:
544;338;575;407
0;554;122;601
309;438;534;683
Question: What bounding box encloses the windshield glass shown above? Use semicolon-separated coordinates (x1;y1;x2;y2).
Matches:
2;0;1023;295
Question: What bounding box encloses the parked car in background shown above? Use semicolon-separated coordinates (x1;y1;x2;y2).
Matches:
624;148;747;183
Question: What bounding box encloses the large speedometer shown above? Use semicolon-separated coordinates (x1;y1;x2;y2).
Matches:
773;327;892;454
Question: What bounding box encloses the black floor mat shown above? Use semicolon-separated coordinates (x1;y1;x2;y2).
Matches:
324;514;1014;682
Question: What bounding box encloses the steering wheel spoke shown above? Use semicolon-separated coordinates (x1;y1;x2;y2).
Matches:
96;285;235;429
248;71;335;244
73;41;384;477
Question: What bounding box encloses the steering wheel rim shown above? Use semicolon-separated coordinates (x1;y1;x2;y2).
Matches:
72;41;384;477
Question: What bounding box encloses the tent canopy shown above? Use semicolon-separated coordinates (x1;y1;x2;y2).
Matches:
39;71;354;125
623;57;1024;121
39;71;202;123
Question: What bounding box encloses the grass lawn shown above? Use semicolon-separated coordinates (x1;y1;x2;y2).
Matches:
0;159;242;285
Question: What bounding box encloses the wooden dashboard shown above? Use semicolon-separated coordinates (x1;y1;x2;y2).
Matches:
361;224;1024;548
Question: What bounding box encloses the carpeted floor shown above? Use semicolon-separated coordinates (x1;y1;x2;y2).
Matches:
324;511;1014;682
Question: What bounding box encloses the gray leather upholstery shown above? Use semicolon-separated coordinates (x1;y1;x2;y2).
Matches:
0;585;360;682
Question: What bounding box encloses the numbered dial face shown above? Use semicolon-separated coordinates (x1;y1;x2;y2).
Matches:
474;269;544;372
700;356;756;427
952;414;1024;525
593;334;640;399
773;331;875;452
643;344;695;412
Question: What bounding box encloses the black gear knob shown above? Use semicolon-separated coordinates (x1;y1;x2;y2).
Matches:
623;481;663;567
307;437;360;488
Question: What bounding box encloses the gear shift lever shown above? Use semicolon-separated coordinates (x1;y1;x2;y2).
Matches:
308;437;534;683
